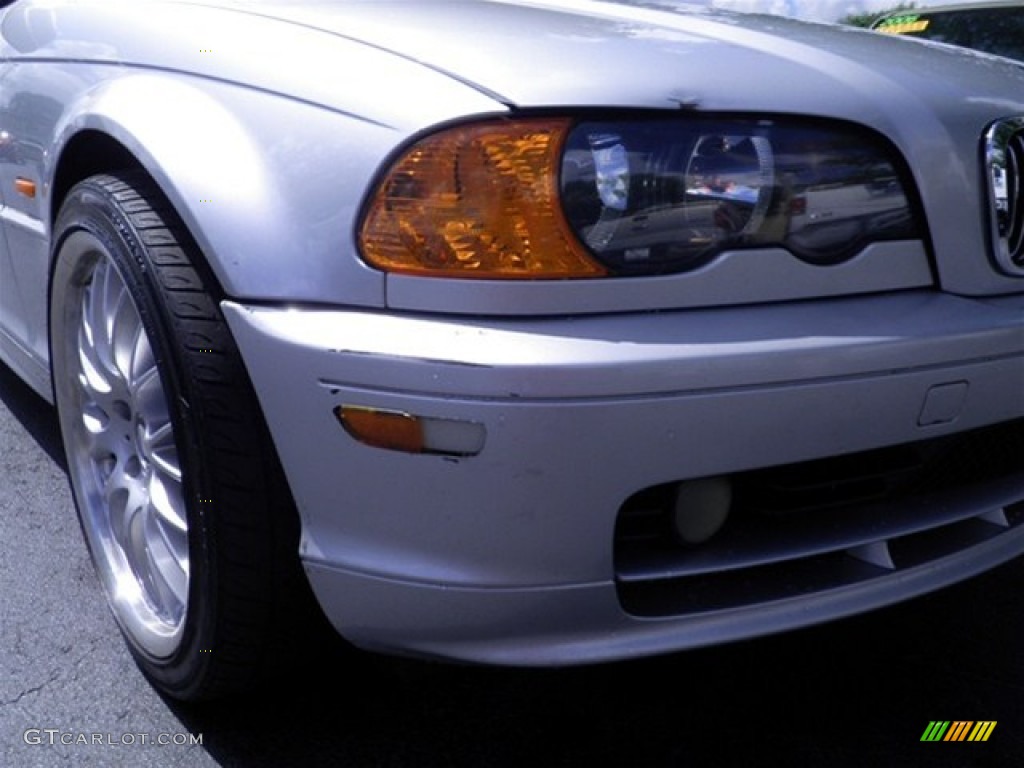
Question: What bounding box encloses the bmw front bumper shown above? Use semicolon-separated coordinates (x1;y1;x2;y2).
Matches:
222;290;1024;664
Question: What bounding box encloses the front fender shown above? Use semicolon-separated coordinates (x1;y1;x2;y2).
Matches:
50;71;400;307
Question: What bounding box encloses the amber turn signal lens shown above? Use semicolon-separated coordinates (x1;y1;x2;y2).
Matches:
14;177;36;198
336;405;487;456
336;406;425;454
359;118;605;279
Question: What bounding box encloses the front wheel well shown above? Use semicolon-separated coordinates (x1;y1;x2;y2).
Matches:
49;131;233;303
50;131;142;228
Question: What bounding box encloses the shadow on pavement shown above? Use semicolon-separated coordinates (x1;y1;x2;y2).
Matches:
0;362;65;470
170;561;1024;767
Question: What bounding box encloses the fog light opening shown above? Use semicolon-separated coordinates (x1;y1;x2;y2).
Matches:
672;476;733;545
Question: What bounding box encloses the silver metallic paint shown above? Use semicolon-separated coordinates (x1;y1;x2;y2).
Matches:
0;0;1021;666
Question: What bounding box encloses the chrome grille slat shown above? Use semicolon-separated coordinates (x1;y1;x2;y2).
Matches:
985;116;1024;275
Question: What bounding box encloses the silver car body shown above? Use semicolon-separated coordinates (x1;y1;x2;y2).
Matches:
1;0;1023;664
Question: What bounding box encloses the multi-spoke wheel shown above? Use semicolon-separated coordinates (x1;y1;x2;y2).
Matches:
68;248;188;657
50;172;311;700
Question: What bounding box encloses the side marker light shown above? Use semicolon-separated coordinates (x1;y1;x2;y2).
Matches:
335;405;485;457
14;177;36;198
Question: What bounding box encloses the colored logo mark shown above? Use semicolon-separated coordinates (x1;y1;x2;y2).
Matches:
877;15;930;35
921;721;997;742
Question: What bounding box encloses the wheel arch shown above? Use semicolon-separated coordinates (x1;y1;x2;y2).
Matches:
50;130;139;230
45;73;306;303
42;80;308;508
48;129;234;303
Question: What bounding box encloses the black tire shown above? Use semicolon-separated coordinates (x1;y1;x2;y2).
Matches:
49;171;313;700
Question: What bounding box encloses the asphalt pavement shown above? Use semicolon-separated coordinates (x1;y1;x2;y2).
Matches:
2;361;1022;767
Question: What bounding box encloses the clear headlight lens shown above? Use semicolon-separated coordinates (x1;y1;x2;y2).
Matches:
359;116;919;279
561;117;919;274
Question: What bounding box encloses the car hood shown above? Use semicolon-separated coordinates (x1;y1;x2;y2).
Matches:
6;0;1023;130
226;0;1024;120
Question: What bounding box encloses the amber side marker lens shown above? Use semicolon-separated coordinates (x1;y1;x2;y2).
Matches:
336;406;425;454
14;177;36;198
359;118;605;279
335;405;487;456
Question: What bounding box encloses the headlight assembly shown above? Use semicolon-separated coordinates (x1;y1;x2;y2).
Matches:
359;115;920;279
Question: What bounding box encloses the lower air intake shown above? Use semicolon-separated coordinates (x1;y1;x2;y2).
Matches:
615;419;1024;617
